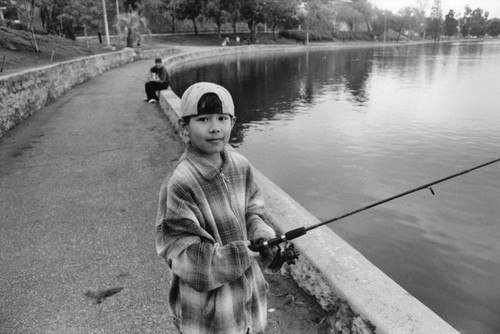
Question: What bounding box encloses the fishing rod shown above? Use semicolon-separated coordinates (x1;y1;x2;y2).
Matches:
253;157;500;261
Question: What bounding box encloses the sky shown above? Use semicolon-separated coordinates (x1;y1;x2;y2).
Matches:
369;0;500;18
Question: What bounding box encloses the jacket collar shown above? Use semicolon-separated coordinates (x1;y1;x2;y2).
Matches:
185;143;228;181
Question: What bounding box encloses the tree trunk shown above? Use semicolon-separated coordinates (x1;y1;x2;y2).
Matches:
192;18;198;35
396;27;403;42
29;25;40;52
84;25;89;48
26;2;39;52
22;0;40;52
127;29;133;47
217;18;221;40
248;18;255;41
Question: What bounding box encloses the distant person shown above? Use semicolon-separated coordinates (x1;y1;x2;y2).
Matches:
155;82;287;334
222;36;230;46
236;35;241;45
144;58;169;104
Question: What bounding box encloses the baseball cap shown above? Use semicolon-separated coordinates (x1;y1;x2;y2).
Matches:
180;82;235;118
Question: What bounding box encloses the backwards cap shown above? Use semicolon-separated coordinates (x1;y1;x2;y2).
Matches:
180;82;235;118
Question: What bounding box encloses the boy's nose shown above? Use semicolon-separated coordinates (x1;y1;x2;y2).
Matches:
209;122;221;133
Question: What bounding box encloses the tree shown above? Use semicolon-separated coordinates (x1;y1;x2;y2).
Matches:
40;0;95;39
117;11;147;47
443;9;458;38
305;0;335;32
335;2;364;32
427;0;442;40
370;9;385;38
124;0;141;12
459;5;472;37
165;0;178;33
141;0;170;33
40;0;60;34
487;18;500;36
59;0;102;46
203;0;227;39
393;8;410;42
176;0;202;34
263;0;297;40
239;0;266;41
12;0;39;52
224;0;242;33
396;7;421;41
351;0;374;32
469;8;488;37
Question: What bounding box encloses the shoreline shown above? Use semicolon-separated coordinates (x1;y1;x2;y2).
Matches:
3;35;486;77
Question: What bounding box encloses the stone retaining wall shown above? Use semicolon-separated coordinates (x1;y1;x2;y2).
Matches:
0;47;177;138
158;46;460;334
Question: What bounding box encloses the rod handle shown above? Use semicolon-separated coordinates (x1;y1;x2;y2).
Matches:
266;227;307;248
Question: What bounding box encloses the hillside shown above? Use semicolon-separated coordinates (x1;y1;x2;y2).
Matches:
0;27;299;76
0;27;116;75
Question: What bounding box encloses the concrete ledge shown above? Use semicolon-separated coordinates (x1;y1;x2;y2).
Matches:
158;63;459;334
257;173;458;334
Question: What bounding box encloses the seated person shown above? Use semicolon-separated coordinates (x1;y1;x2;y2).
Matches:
144;58;169;103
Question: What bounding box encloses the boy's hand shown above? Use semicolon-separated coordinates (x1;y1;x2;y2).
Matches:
248;239;300;272
249;238;278;260
248;238;283;272
244;240;260;261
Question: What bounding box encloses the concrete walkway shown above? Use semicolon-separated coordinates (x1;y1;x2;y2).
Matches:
0;56;329;333
0;59;184;333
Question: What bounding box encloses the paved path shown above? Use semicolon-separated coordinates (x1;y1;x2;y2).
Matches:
0;54;330;334
0;59;184;333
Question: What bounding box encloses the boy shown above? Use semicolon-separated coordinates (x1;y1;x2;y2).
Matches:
155;82;281;333
144;58;169;103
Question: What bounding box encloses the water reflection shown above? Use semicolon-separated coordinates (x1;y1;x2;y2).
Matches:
171;48;377;146
172;41;500;334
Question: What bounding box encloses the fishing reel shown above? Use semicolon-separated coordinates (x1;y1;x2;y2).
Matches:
274;242;300;266
249;238;300;268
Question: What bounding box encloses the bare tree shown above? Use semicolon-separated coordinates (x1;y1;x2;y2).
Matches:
13;0;40;52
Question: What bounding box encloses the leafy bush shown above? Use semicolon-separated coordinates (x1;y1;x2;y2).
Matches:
279;29;336;42
333;31;374;41
280;30;379;43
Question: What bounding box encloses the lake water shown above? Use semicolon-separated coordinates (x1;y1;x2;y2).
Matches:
171;41;500;334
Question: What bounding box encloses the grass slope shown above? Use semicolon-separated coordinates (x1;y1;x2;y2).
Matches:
0;27;299;75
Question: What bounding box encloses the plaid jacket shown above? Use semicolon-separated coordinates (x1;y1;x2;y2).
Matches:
156;144;275;334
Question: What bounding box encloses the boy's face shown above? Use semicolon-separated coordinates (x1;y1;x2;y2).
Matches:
155;61;162;68
181;114;235;158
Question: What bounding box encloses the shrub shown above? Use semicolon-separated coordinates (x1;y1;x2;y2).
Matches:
279;29;336;42
333;31;374;41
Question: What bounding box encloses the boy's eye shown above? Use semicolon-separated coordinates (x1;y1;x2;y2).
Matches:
196;117;208;122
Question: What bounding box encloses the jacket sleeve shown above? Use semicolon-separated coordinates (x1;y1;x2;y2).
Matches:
159;68;169;83
156;177;253;292
244;166;276;241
